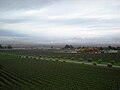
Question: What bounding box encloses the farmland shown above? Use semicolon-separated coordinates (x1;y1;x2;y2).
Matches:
0;50;120;90
1;49;120;66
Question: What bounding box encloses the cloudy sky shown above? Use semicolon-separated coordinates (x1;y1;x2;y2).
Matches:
0;0;120;45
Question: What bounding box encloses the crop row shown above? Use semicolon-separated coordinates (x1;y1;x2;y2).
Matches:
0;54;120;90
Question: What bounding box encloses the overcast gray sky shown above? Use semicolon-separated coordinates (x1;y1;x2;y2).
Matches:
0;0;120;45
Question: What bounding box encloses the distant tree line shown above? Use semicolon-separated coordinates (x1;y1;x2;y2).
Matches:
63;45;120;50
64;45;74;50
77;46;120;50
0;44;12;49
98;46;120;50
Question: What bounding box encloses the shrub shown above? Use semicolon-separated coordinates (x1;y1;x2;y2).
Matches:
82;62;85;64
32;57;35;59
93;62;97;66
49;58;52;61
87;58;92;62
98;59;102;62
28;56;31;58
36;57;39;59
71;57;75;60
107;63;112;67
18;55;22;58
79;58;84;61
39;55;42;58
64;57;67;59
26;56;29;58
63;61;66;63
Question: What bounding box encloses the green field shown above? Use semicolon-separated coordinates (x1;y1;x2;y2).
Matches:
0;51;120;90
1;49;120;65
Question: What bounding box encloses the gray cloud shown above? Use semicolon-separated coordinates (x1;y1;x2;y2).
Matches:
0;0;59;10
0;0;120;45
0;30;28;37
0;18;29;23
47;17;120;27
